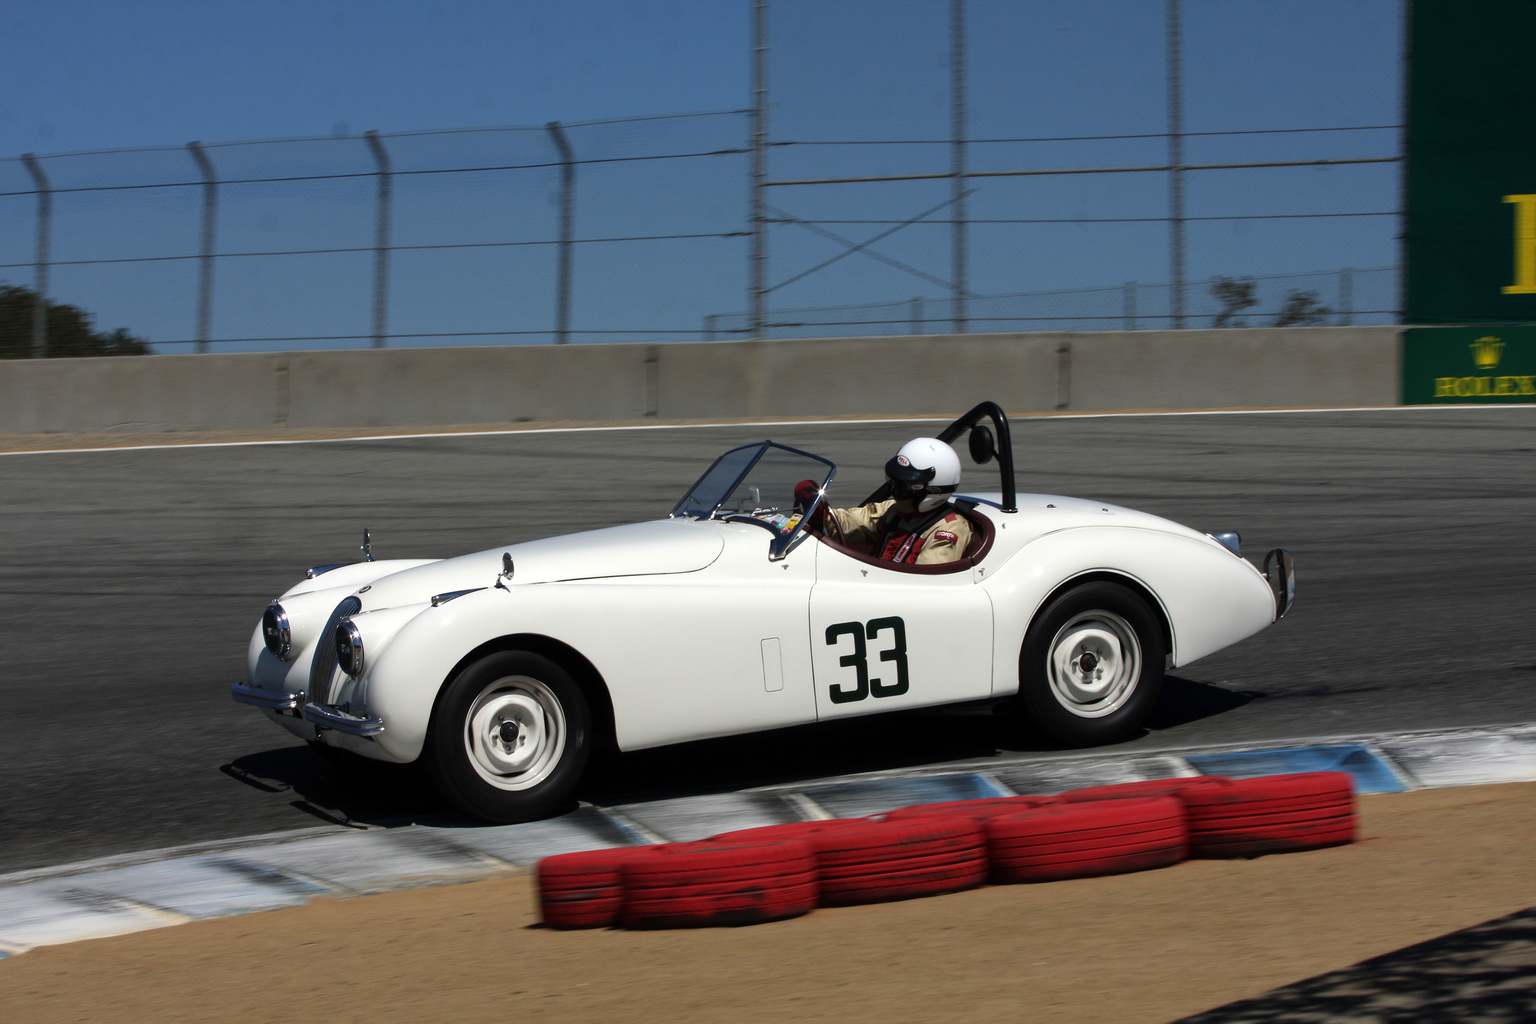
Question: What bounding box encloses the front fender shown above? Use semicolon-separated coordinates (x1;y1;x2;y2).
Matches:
983;526;1276;696
358;586;524;762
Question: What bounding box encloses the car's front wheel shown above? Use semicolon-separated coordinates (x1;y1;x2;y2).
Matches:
424;650;591;822
1017;582;1166;746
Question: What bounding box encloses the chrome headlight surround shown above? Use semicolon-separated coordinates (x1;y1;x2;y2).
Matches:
335;618;365;678
262;603;292;661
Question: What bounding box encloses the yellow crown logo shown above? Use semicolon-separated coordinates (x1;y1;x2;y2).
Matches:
1470;336;1505;370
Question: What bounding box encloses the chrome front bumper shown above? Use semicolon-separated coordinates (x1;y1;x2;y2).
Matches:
301;701;385;737
231;681;304;712
231;682;384;736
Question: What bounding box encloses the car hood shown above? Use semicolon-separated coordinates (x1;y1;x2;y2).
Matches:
356;518;725;610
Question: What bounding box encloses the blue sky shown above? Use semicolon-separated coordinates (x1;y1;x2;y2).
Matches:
0;1;1404;349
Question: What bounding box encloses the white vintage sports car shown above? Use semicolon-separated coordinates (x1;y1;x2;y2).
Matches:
232;403;1294;823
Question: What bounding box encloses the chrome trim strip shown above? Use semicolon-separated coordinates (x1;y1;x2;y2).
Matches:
310;595;362;704
231;681;305;711
302;702;386;736
431;587;487;607
305;562;350;579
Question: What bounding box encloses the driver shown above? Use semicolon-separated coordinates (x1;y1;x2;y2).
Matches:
796;438;973;565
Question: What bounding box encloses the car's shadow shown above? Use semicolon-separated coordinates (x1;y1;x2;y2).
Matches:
221;747;467;829
221;674;1262;828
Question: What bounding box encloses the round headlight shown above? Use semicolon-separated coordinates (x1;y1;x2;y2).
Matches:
262;603;292;660
335;618;365;677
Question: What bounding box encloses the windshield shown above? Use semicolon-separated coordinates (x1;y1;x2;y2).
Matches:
671;441;836;555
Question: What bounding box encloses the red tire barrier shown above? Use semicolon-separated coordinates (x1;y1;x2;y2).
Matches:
537;845;659;930
883;795;1058;823
987;796;1188;883
620;839;819;929
714;817;988;906
1179;771;1356;858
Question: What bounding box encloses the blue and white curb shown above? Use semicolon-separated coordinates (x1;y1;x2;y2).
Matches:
2;723;1533;956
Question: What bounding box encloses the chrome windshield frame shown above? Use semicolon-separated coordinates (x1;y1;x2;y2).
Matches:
669;440;836;560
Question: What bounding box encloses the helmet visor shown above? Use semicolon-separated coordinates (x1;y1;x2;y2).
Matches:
885;455;935;502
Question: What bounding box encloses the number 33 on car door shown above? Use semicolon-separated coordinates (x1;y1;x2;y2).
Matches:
823;617;911;703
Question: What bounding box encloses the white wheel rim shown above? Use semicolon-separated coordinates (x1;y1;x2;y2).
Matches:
1045;610;1142;718
463;675;567;791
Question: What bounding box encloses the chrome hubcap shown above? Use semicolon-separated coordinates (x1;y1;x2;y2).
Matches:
464;675;566;791
1046;610;1142;718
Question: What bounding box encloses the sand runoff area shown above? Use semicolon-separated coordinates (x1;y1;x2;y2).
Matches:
2;782;1533;1024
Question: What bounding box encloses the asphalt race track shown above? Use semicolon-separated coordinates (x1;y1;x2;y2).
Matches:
2;407;1533;874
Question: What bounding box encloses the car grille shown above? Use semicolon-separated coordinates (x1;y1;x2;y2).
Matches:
309;596;362;706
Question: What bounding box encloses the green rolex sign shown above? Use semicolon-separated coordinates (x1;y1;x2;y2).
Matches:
1402;326;1536;404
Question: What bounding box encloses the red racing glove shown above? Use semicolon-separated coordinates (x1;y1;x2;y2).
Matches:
793;479;826;524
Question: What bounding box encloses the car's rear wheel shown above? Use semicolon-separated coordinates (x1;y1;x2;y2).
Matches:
1017;582;1165;746
425;650;591;822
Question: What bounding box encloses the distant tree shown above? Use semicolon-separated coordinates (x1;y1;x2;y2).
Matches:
0;284;151;359
1271;289;1334;327
1209;276;1258;327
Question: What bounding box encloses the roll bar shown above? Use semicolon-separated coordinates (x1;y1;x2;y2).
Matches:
861;401;1017;513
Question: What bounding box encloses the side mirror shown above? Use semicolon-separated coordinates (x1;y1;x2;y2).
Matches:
968;425;996;465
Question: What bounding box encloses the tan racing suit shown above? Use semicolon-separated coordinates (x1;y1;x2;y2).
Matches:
824;499;973;565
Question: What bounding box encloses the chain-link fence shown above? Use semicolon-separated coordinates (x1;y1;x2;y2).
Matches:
707;267;1396;338
0;1;1403;356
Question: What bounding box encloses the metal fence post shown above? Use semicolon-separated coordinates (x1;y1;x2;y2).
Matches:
546;122;576;345
364;131;392;349
750;0;769;339
20;154;50;358
187;142;218;353
704;314;718;341
951;0;969;334
1124;281;1137;331
1339;266;1354;325
911;296;925;335
1167;0;1186;330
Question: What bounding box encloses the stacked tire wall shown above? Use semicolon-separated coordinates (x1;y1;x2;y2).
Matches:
536;771;1359;930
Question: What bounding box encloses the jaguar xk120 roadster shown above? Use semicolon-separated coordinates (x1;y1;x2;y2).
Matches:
232;402;1293;822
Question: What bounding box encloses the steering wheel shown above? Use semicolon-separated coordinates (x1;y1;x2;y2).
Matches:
822;504;848;547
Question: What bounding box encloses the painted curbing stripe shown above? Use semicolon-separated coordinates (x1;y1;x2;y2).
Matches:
1184;743;1411;794
421;806;636;865
610;792;810;843
231;827;504;895
797;772;1011;819
37;857;326;922
1374;727;1536;789
0;884;185;952
988;754;1202;797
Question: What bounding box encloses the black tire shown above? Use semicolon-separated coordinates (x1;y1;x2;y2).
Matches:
1016;581;1166;746
424;650;591;823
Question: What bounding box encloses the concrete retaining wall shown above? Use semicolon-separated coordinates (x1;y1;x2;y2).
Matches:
0;326;1401;435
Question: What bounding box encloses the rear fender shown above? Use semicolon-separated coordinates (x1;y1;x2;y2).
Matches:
983;526;1274;696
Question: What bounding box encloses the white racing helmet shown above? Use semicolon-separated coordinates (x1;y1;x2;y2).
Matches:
885;437;961;513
